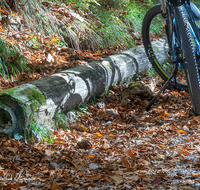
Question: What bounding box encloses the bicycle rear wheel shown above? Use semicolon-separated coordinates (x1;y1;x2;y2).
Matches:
142;4;188;91
175;6;200;115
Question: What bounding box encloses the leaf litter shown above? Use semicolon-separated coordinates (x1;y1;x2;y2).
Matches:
0;2;200;189
0;74;200;189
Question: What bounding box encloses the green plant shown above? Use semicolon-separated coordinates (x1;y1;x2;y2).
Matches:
0;39;28;79
54;113;70;130
24;122;53;143
77;102;88;114
146;67;157;77
105;86;110;95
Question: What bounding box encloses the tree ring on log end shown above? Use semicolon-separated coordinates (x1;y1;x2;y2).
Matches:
0;104;17;135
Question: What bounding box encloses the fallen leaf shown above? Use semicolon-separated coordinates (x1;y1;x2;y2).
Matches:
179;150;190;156
51;184;61;190
110;176;123;185
121;157;131;168
152;177;162;185
88;154;95;158
7;147;18;153
51;38;57;43
176;130;186;133
180;186;195;190
95;132;103;137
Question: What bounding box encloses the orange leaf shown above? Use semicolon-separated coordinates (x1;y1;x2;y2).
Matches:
173;91;178;96
127;149;133;156
54;140;60;143
95;132;103;137
0;9;9;15
127;149;138;156
51;38;57;43
88;154;95;158
179;150;190;156
118;106;124;111
50;50;55;54
194;116;200;121
121;157;131;168
176;130;186;133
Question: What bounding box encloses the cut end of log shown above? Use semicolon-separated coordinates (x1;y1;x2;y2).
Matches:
0;104;17;135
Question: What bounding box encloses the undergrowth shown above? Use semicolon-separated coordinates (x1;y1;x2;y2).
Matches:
0;39;28;79
0;0;154;51
24;122;53;143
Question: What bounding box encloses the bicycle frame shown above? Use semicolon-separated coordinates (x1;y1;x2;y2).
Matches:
161;0;200;66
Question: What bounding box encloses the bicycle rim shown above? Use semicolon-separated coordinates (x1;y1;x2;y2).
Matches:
142;4;188;91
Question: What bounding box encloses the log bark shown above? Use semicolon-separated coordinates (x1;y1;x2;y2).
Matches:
0;44;165;136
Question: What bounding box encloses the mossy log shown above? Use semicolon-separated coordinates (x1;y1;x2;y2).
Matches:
0;43;166;136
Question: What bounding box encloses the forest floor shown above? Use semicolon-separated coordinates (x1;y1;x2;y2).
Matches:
0;1;200;190
1;74;200;190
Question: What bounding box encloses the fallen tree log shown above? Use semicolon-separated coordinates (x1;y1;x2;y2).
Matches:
0;43;166;136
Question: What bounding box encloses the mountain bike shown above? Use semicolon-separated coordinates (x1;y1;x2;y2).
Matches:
142;0;200;115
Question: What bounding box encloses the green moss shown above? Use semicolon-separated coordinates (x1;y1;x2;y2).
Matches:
0;87;19;96
22;88;46;105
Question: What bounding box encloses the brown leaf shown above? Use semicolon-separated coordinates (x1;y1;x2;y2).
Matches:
51;184;61;190
77;140;92;150
7;147;18;153
152;177;162;185
121;156;131;168
110;176;123;185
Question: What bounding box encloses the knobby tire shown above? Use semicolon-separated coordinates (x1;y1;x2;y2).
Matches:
175;6;200;114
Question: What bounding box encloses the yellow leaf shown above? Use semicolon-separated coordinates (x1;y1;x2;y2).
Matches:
164;111;168;116
160;145;165;147
176;130;186;133
51;37;57;43
95;132;103;137
79;125;88;131
97;50;101;54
